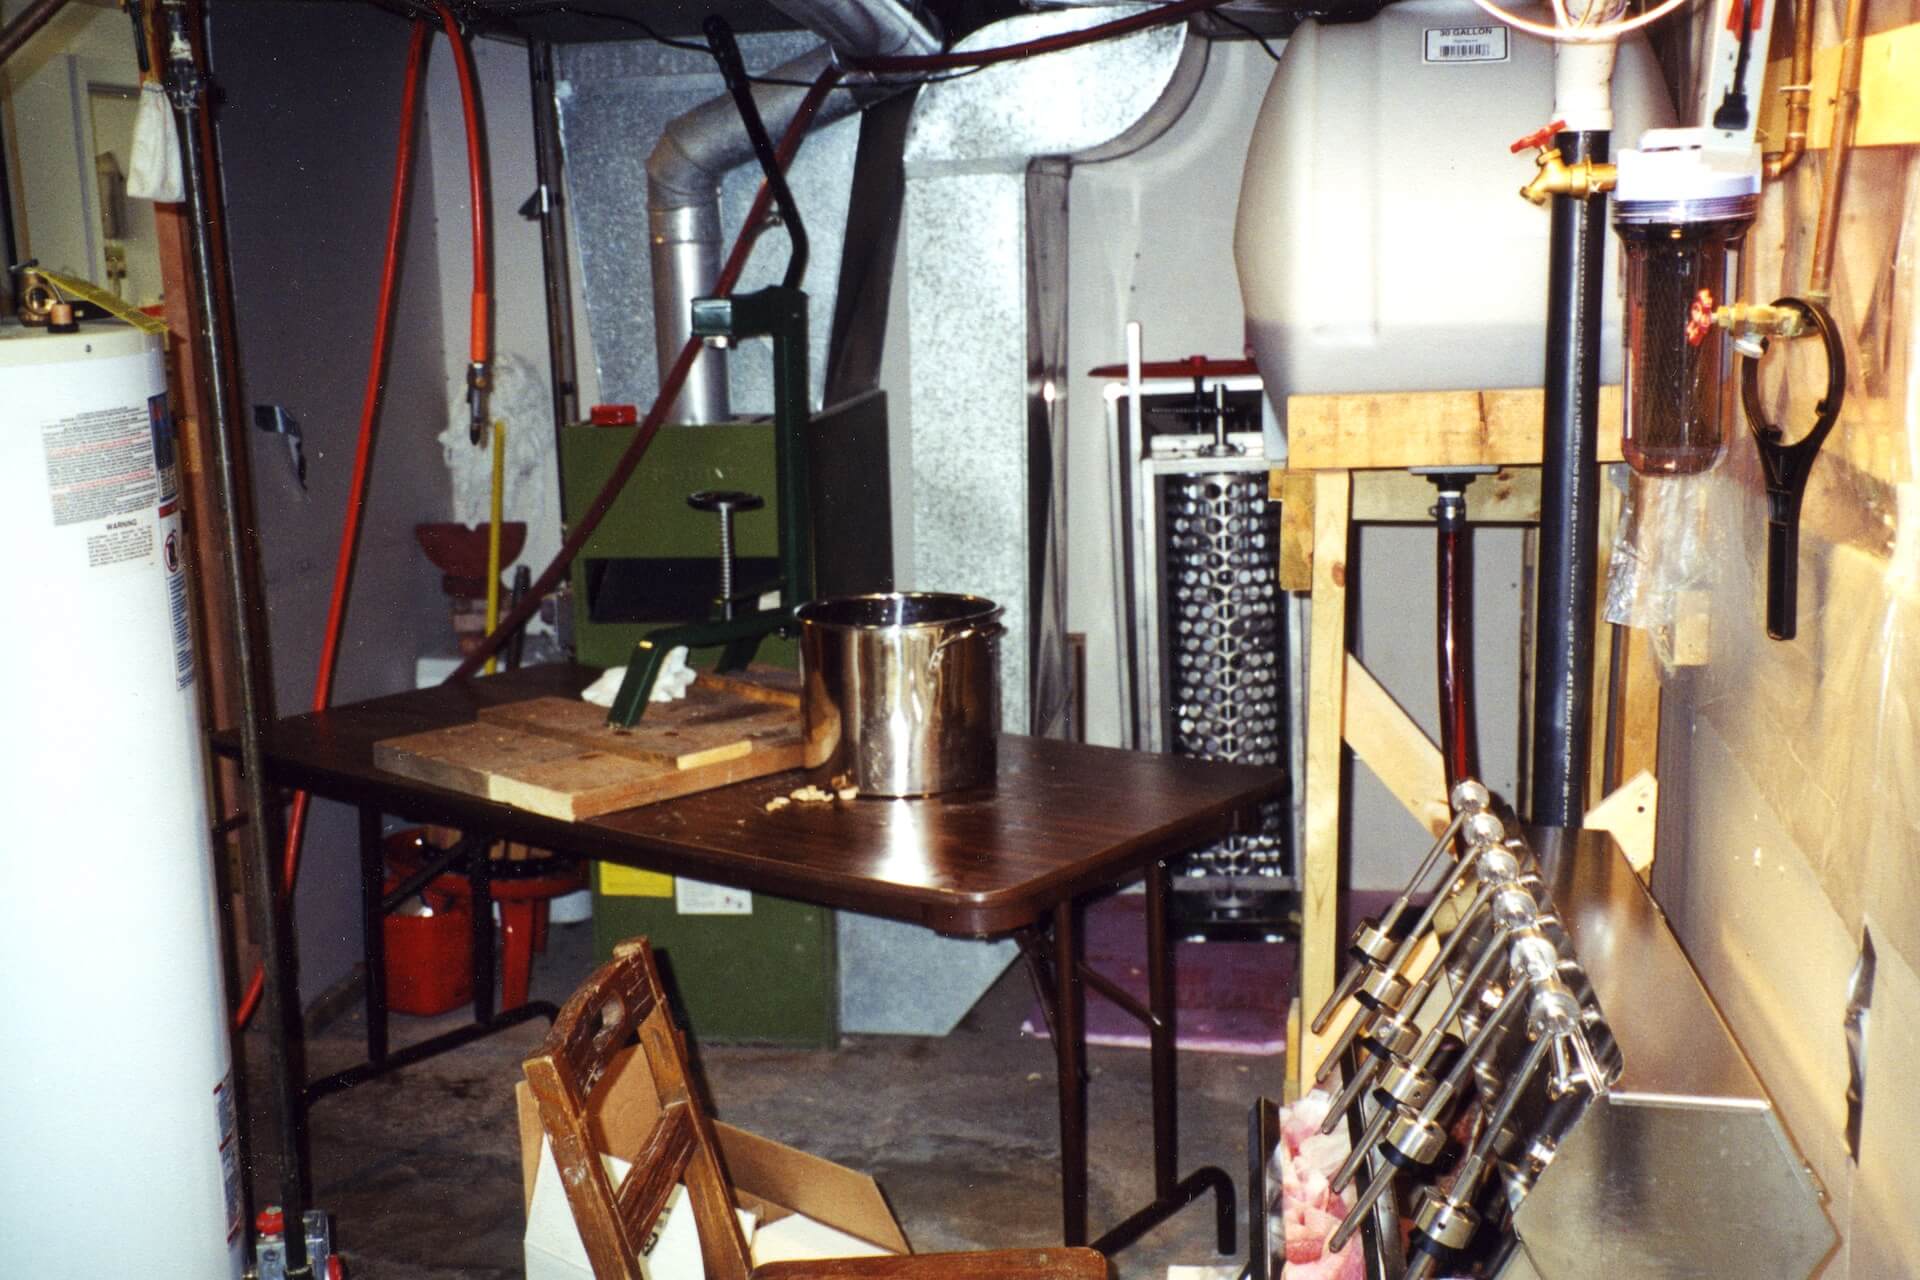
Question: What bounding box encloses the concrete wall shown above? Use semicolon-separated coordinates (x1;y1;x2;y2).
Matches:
209;0;455;1001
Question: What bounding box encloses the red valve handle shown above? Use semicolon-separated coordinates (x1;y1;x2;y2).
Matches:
1686;289;1718;347
1511;120;1568;153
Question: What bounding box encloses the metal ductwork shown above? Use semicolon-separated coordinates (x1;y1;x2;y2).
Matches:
647;0;940;424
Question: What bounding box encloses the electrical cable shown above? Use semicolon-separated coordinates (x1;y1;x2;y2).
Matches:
1205;8;1284;61
434;0;493;443
484;2;990;89
449;64;844;679
845;0;1230;72
232;20;430;1031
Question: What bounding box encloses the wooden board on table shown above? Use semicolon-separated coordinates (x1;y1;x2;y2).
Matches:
372;674;806;821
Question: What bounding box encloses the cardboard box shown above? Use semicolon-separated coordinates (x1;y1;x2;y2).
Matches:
516;1046;908;1276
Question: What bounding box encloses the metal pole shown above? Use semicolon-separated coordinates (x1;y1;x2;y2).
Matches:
0;0;70;68
526;39;579;446
160;5;311;1274
1528;128;1608;829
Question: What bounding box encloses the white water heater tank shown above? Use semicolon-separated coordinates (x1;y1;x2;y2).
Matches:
1234;0;1674;415
0;322;244;1277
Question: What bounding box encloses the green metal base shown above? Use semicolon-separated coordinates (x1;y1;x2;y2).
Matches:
592;869;837;1048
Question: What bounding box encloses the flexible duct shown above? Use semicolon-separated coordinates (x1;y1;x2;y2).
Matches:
648;0;939;423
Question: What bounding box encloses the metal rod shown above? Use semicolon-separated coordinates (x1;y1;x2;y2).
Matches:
161;2;310;1271
0;0;70;68
526;39;579;447
1528;128;1609;829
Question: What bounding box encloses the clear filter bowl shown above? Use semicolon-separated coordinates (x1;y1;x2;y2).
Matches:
1613;194;1756;475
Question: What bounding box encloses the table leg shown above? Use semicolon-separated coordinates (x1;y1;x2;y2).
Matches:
1084;874;1237;1258
1146;860;1177;1198
1051;899;1088;1248
468;840;495;1024
359;804;387;1065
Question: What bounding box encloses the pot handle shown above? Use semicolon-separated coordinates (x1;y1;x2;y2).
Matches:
929;620;1007;662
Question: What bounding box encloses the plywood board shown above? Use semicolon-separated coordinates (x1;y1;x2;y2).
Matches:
374;677;805;821
480;696;797;771
1286;386;1626;471
1760;22;1920;151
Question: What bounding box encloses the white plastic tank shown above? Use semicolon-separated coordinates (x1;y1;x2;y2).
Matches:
1234;0;1675;414
0;322;245;1277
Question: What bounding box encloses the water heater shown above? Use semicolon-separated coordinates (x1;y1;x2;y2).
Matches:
1234;0;1674;411
0;322;244;1276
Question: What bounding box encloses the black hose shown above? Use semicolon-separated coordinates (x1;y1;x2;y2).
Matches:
1528;129;1608;829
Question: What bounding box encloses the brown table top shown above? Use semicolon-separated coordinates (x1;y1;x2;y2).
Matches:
221;663;1283;936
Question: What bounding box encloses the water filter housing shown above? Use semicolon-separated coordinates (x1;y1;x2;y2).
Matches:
1234;0;1676;418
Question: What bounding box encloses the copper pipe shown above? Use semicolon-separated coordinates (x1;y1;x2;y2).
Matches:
0;0;70;68
1763;0;1816;179
1808;0;1871;301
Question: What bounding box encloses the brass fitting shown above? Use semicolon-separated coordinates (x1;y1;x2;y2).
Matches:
1715;301;1807;356
1519;147;1618;206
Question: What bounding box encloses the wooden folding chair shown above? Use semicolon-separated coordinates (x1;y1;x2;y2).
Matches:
523;938;1108;1280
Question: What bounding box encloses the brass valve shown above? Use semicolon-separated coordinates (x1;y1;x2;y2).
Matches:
1511;120;1617;206
1519;148;1617;205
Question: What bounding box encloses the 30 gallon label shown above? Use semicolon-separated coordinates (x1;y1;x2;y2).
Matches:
1424;25;1510;63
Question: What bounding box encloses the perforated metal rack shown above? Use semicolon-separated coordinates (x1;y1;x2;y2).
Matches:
1104;370;1300;938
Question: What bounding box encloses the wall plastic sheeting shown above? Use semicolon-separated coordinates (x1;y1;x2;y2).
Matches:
1606;134;1920;973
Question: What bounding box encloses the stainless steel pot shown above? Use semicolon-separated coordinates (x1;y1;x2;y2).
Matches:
795;593;1004;797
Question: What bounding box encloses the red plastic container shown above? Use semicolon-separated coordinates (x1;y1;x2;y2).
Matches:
382;878;473;1016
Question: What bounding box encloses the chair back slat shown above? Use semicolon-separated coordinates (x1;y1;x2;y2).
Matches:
525;939;753;1280
612;1102;695;1249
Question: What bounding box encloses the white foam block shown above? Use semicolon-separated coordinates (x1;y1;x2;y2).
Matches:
524;1138;757;1279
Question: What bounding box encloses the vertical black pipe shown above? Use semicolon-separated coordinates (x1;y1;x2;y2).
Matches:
526;39;578;448
1528;129;1609;829
162;4;310;1272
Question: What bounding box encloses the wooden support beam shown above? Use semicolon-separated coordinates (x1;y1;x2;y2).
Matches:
1286;387;1626;471
1296;469;1351;1094
1276;469;1316;591
1343;654;1449;837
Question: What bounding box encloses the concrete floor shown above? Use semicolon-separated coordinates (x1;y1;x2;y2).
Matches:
244;918;1281;1279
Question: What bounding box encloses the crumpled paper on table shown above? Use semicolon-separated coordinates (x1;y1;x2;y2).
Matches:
579;647;694;706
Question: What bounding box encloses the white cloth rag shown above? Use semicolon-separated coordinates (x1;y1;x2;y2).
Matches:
580;648;695;707
127;82;183;203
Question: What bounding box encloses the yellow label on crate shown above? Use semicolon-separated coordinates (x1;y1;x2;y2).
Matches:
600;865;674;897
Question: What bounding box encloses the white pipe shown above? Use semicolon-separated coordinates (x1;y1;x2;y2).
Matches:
1553;40;1618;132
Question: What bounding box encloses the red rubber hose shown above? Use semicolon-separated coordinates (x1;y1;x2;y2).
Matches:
434;1;491;371
846;0;1228;74
450;65;843;679
1437;527;1478;788
234;21;430;1030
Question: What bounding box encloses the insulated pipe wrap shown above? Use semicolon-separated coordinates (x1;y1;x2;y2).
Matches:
1529;129;1608;829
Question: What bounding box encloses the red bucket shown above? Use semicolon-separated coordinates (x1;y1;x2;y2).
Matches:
382;877;472;1016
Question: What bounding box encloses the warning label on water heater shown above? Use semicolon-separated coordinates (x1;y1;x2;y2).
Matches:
40;404;159;527
1424;25;1509;63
